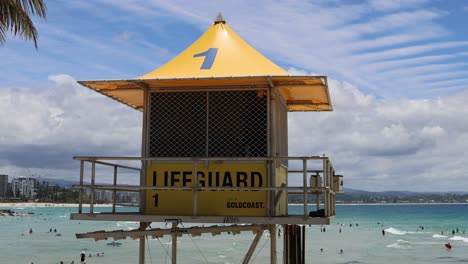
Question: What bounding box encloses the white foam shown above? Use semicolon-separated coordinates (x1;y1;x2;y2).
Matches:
116;221;138;227
161;240;181;245
449;236;468;243
385;227;416;235
396;239;410;243
415;241;441;245
387;242;411;249
433;234;448;239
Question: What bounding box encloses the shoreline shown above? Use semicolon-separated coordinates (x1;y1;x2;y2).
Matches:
290;202;468;206
1;202;467;208
0;202;115;208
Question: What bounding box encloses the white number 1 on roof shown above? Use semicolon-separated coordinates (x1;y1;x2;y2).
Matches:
194;48;218;70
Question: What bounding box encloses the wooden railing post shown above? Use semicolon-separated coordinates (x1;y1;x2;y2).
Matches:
90;160;95;214
79;160;84;214
113;165;117;213
303;158;308;218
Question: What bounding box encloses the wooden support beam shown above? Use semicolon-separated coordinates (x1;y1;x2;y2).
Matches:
76;224;267;240
71;213;333;226
242;227;266;264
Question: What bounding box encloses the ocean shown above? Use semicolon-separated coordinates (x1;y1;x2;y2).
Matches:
1;204;467;264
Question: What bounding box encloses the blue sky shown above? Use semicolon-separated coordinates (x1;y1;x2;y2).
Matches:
1;0;468;191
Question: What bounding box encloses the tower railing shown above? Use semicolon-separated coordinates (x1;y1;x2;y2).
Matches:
72;156;341;223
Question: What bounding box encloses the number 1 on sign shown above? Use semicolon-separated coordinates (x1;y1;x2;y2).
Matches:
152;172;158;207
193;48;218;69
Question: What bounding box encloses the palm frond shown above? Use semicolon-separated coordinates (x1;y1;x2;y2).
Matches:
20;0;47;18
0;0;46;48
0;27;6;46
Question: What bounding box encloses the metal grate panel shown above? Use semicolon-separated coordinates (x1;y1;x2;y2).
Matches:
148;89;268;157
149;92;206;157
208;90;267;157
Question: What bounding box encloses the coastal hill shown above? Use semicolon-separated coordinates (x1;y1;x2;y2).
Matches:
38;178;468;204
289;188;468;204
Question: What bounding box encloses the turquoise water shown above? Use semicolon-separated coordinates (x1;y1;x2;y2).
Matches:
1;204;468;263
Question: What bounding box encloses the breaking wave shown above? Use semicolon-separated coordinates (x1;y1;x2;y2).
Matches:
385;227;416;235
387;239;412;249
449;236;468;243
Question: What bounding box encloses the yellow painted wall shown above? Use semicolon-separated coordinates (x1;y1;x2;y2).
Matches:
145;162;267;216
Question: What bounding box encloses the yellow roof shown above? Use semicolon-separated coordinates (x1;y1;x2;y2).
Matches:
79;16;332;112
138;20;288;78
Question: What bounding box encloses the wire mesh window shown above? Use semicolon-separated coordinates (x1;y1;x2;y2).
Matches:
148;90;268;157
149;92;207;157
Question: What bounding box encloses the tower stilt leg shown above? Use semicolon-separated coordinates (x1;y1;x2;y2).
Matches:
270;224;277;264
172;234;177;264
138;222;148;264
139;236;145;264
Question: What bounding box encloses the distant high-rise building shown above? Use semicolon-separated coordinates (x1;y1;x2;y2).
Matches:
12;177;36;199
95;190;112;202
0;174;7;198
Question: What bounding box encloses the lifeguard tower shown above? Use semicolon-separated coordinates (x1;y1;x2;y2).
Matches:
71;14;343;263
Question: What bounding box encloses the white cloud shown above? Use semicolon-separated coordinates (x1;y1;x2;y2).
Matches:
353;42;468;63
113;31;134;42
289;80;468;191
420;126;445;138
287;67;309;76
345;10;442;35
0;75;142;179
368;0;429;11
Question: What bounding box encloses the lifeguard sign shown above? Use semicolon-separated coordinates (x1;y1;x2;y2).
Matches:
147;163;267;216
78;14;332;218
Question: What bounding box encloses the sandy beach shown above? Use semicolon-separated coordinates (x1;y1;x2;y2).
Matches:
0;202;114;207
